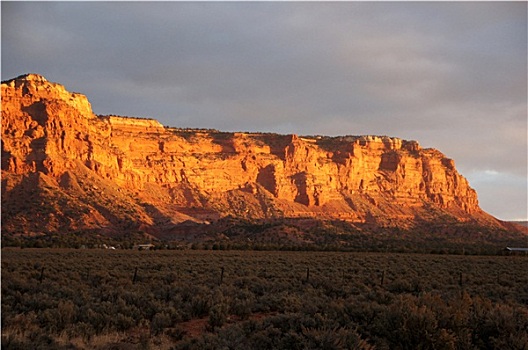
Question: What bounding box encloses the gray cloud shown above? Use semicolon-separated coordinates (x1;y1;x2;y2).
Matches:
2;2;526;220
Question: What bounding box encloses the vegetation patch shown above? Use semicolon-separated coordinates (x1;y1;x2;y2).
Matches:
2;249;527;349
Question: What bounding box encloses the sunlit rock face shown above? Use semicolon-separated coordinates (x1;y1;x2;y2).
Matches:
1;74;496;236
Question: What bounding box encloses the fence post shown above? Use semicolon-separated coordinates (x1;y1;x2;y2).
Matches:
380;270;385;286
39;267;45;284
306;267;310;282
133;267;138;284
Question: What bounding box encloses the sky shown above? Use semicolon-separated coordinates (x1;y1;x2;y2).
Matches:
2;1;527;221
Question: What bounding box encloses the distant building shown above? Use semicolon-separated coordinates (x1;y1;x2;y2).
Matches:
505;247;528;255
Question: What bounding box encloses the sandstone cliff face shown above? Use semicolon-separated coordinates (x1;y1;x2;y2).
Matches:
1;74;497;236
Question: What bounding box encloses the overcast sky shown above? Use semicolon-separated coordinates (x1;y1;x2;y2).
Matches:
2;2;526;221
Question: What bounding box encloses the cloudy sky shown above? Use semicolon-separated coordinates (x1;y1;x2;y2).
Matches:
2;2;526;221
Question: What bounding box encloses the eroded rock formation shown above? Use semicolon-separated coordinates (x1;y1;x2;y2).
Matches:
1;74;504;237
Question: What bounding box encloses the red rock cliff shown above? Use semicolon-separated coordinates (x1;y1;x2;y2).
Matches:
1;74;497;236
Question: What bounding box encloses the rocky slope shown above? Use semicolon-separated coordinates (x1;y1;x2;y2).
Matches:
1;74;516;242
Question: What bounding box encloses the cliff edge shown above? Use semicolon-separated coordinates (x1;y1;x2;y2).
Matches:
1;74;515;242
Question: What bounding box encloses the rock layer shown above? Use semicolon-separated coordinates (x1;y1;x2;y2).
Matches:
1;74;501;236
